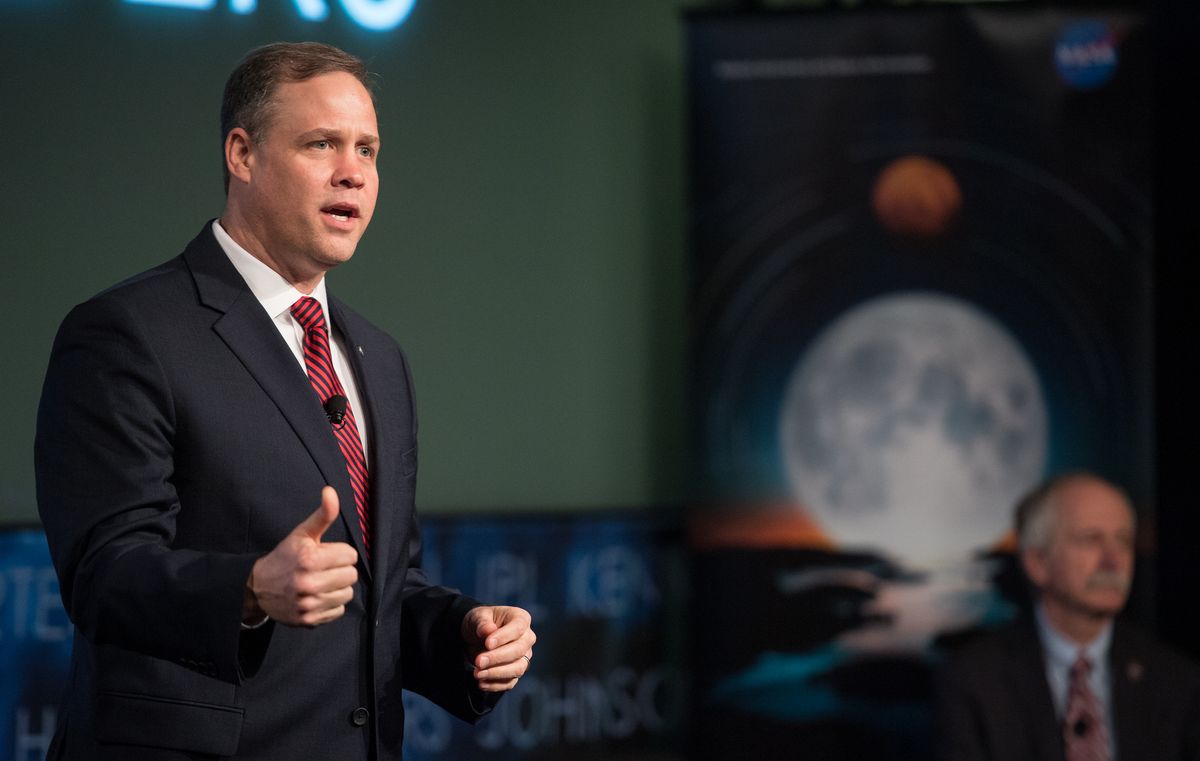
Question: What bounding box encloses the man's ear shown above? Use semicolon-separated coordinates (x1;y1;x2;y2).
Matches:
225;127;254;185
1021;547;1049;589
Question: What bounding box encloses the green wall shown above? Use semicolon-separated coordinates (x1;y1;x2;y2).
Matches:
0;1;690;524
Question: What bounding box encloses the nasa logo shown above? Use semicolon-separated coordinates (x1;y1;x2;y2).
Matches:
1054;20;1119;90
122;0;416;32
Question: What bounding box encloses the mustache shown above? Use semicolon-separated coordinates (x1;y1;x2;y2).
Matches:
1086;571;1130;592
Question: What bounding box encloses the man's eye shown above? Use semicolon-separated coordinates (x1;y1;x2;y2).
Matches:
358;146;375;158
313;140;329;149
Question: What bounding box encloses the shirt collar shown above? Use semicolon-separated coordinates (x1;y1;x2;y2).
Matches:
1035;602;1112;668
211;219;331;324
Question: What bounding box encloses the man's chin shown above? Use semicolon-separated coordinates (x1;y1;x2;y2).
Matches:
314;246;358;269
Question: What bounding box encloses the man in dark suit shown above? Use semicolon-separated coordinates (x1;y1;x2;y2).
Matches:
934;473;1200;761
35;42;535;760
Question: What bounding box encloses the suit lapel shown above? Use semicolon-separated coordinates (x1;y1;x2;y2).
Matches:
1005;623;1068;761
183;225;373;576
1110;623;1151;761
330;300;395;599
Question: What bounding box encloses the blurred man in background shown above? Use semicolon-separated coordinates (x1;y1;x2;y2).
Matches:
935;472;1200;761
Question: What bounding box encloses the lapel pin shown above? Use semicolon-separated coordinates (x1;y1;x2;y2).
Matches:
357;345;365;356
1126;660;1144;683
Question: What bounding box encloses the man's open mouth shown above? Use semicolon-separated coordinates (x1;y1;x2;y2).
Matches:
323;204;359;220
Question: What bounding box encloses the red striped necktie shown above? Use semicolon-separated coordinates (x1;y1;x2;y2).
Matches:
290;296;371;557
1063;654;1111;761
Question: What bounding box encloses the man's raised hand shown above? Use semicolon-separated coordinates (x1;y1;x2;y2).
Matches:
243;486;359;627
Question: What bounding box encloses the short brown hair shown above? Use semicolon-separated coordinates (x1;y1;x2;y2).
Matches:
220;41;375;191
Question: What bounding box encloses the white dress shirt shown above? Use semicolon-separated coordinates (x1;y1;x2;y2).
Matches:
211;220;370;457
1035;603;1117;758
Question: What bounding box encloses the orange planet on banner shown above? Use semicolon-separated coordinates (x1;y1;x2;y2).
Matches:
689;505;835;551
871;155;962;238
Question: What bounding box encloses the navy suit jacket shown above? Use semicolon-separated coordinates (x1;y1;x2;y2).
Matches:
934;617;1200;761
36;223;491;760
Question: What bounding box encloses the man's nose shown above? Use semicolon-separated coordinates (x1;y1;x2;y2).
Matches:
1098;539;1129;568
334;157;365;189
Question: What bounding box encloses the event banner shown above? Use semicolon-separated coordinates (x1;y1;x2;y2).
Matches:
0;514;684;761
687;7;1150;759
0;531;71;761
401;514;685;760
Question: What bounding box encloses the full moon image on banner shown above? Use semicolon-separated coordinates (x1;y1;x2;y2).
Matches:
779;292;1047;564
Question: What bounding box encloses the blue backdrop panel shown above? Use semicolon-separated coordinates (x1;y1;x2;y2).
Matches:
402;514;685;760
0;531;72;761
1;514;683;761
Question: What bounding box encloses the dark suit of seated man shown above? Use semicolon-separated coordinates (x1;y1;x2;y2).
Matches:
934;473;1200;761
35;42;535;760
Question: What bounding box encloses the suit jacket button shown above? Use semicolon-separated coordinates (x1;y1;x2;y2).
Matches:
351;707;370;727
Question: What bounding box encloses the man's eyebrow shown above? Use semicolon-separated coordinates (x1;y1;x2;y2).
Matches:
297;128;380;145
